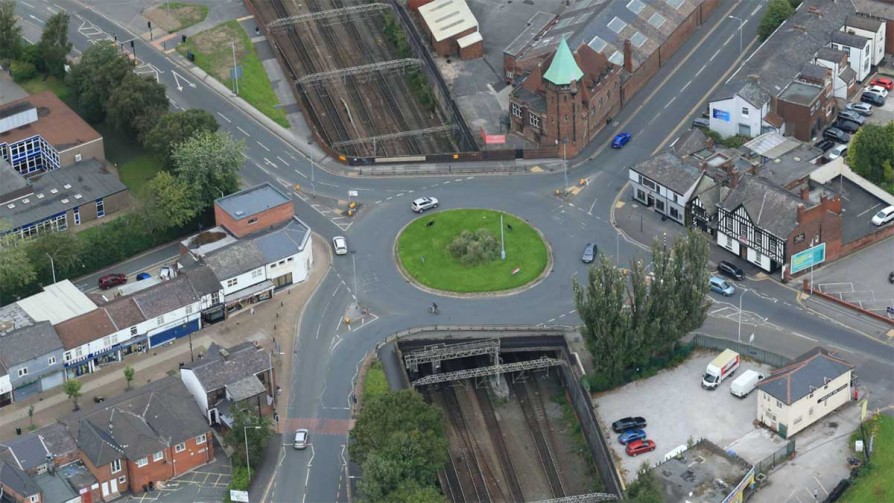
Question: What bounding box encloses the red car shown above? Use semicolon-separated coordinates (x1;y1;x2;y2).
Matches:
870;77;894;90
98;273;127;290
626;439;657;456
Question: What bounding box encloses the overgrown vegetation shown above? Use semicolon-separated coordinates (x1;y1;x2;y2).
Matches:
448;229;501;265
363;360;389;401
551;393;605;492
758;0;795;41
840;414;894;502
703;129;751;149
381;13;437;114
847;123;894;193
625;463;664;503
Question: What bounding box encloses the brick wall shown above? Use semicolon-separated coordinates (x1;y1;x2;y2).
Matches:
59;138;106;167
460;40;483;60
79;453;124;496
214;201;293;238
776;99;814;141
128;432;213;494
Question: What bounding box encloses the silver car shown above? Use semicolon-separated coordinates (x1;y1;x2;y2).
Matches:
411;196;439;213
294;429;309;449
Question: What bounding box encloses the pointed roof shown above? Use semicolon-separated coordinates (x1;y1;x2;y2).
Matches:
543;38;583;86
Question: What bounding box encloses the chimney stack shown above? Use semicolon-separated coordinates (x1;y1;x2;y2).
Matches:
624;40;633;73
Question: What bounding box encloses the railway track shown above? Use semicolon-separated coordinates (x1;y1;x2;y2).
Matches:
473;386;525;502
512;380;566;498
441;387;494;502
421;389;466;502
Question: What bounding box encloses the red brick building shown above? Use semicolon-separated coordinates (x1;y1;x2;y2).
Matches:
62;376;214;499
213;183;294;238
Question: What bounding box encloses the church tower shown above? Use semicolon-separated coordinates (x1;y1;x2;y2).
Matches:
543;37;585;157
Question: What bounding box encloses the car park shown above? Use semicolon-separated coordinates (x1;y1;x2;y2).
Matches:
692;117;710;128
868;85;889;98
709;275;735;296
834;120;860;134
871;206;894;226
717;261;744;281
98;273;127;290
860;92;885;107
846;102;873;116
294;429;309;449
870;76;894;90
625;439;657;456
837;110;864;125
611;132;631;148
611;416;647;433
618;429;647;445
581;243;597;263
823;127;850;143
332;236;348;255
827;144;847;161
814;139;834;152
411;196;439;213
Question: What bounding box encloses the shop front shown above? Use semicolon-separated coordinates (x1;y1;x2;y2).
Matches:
64;336;148;377
224;280;274;316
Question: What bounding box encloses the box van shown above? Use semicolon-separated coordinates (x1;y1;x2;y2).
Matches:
729;369;765;398
709;275;735;296
702;349;740;390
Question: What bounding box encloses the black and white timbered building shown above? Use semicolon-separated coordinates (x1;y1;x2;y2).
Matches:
628;153;704;226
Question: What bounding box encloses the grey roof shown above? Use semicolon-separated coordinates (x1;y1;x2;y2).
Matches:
630;153;702;195
254;217;310;263
184;342;272;393
778;80;823;106
513;86;546;113
851;0;894;21
0;460;39;497
203;217;310;279
33;472;79;503
182;265;222;296
669;128;709;158
799;63;829;82
204;240;267;280
102;297;145;330
712;78;772;108
0;321;62;367
758;144;823;188
743;132;802;159
844;14;883;31
0;434;50;471
132;276;200;319
64;376;209;464
35;423;78;459
719;175;804;238
0;159;127;230
215;183;291;222
504;11;556;57
759;347;854;405
831;29;869;48
0;159;30;202
226;375;268;401
715;0;854;101
815;46;846;63
840;65;856;83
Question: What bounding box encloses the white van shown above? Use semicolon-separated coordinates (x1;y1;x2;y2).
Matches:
729;369;765;398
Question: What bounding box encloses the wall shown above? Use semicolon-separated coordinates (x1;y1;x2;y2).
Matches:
786;197;843;270
2;486;41;503
459;39;483;61
180;369;211;418
847;25;885;65
58;137;105;167
80;453;123;499
221;267;267;296
783;370;852;437
8;349;65;390
69;190;130;230
710;95;766;138
214;202;294;239
775;98;815;142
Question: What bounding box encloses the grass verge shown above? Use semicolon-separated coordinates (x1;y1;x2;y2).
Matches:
90;121;162;198
840;414;894;502
17;75;72;104
397;209;549;292
177;20;289;128
156;2;209;32
362;361;389;400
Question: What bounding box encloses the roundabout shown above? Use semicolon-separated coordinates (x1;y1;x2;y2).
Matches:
395;209;551;295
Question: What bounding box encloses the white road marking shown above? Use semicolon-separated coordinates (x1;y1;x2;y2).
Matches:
257;141;270;151
790;331;817;342
217;112;232;123
665;96;676;109
276;155;289;166
236;126;250;136
696;64;706;76
681;80;691;91
295;169;307;178
750;4;761;16
29;14;44;23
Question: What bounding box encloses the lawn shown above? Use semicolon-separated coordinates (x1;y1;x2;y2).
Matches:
397;209;549;293
90;121;162;198
145;2;209;32
840;414;894;502
178;20;289;128
17;75;72;105
117;153;164;197
362;361;389;400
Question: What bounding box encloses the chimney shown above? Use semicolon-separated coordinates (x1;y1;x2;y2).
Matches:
705;135;715;150
800;186;810;201
797;203;806;221
623;39;633;73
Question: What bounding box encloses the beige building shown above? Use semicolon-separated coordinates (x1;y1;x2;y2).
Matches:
756;348;855;438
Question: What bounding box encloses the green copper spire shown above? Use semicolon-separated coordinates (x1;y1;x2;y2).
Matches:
543;37;583;86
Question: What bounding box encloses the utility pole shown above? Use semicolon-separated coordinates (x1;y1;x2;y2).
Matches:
46;253;56;284
231;42;239;95
729;16;744;55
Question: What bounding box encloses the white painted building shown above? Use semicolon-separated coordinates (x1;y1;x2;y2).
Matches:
829;30;872;82
708;80;777;139
842;15;885;66
813;47;857;100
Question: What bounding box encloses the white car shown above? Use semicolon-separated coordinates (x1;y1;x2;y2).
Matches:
332;236;348;255
294;429;309;449
411;196;439;213
827;144;847;161
867;85;889;98
871;206;894;226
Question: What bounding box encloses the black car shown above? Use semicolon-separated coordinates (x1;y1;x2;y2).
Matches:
823;127;851;143
834;120;861;134
582;243;598;263
814;139;834;152
692;117;710;128
718;260;745;281
612;416;647;433
861;92;885;107
837;110;865;125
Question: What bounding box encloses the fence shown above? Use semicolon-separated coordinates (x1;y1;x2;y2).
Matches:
754;440;796;475
690;333;793;369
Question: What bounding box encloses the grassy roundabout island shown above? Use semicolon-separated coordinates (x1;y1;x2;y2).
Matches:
396;209;549;293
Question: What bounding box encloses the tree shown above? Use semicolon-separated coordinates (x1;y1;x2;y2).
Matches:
106;73;169;139
143;171;200;230
359;431;446;501
758;0;794;41
63;379;82;411
171;131;244;212
38;11;72;77
0;0;22;61
381;481;445;503
123;366;135;390
142;109;219;168
847;123;894;184
0;220;37;299
350;389;446;464
25;231;84;285
224;407;272;471
626;463;664;503
66;40;133;123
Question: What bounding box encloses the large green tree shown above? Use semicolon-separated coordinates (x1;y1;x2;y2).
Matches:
144;171;200;229
626;463;664;503
0;220;37;300
143;109;219;168
758;0;794;41
224;407;272;471
38;11;71;77
66;40;133;123
106;73;169;139
0;0;22;60
24;230;85;284
847;123;894;185
171;131;244;211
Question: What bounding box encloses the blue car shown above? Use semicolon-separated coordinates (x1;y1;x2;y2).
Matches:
136;272;152;281
612;132;631;148
618;428;647;445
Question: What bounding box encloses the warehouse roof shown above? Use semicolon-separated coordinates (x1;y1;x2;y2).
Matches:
14;280;97;326
418;0;478;42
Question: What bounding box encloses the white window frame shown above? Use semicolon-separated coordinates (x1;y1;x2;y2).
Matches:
511;103;522;119
18;367;28;377
111;459;122;473
136;457;148;468
196;433;207;445
48;356;56;366
118;475;127;484
175;442;186;453
153;451;164;462
528;113;540;128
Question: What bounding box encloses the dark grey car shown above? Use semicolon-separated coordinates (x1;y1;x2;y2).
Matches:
837;110;865;125
582;243;597;263
834;120;861;134
823;127;850;143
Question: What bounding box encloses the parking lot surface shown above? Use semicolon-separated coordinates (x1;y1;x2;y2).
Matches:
814;236;894;319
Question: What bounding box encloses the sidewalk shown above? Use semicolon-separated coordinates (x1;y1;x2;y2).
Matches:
0;235;330;441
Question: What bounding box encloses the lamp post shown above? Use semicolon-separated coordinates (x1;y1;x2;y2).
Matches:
351;251;358;299
45;253;56;284
729;15;744;55
738;288;755;343
244;425;261;483
500;213;506;260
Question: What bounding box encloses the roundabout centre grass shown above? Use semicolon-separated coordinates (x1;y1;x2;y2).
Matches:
397;209;548;293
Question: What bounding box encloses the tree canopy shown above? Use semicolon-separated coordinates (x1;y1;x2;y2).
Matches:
38;11;72;77
224;406;272;471
144;171;200;229
143;109;220;168
0;220;37;301
106;73;169;138
66;40;133;123
171;131;244;211
758;0;794;41
0;0;23;60
847;122;894;189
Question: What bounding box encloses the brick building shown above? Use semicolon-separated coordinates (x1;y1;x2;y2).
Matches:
413;0;482;60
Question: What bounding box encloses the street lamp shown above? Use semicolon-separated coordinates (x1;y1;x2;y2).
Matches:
244;425;262;483
729;15;744;55
738;288;755;344
500;213;506;260
351;251;358;300
45;253;56;284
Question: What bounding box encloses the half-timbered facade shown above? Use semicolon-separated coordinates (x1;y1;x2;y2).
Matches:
628;153;704;225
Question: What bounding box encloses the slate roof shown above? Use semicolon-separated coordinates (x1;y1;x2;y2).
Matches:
204;217;310;279
630;153;702;195
131;276;200;319
63;376;208;465
35;423;78;459
831;30;869;48
759;347;854;405
0;321;62;367
844;14;883;32
815;46;846;63
0;433;50;471
504;11;556;57
719;175;804;238
799;63;829;83
0;460;40;497
215;183;290;222
254;217;310;264
0;159;29;202
850;1;893;21
758;144;824;189
226;375;268;401
543;38;584;85
181;265;222;297
183;342;272;393
102;298;145;330
668;128;709;158
204;240;266;280
54;309;117;350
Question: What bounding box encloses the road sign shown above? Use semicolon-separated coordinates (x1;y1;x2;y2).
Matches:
790;243;826;274
348;190;358;197
230;65;243;80
230;490;249;502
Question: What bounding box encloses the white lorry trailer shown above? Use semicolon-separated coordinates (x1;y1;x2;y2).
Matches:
729;369;765;398
702;349;740;390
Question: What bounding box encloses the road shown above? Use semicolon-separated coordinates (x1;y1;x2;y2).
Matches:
13;0;894;502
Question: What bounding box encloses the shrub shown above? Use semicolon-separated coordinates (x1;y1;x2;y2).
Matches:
447;228;500;265
223;465;250;502
10;61;37;83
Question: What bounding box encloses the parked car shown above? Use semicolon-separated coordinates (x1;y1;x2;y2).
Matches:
814;139;834;152
611;416;647;433
834;120;861;134
626;439;657;456
846;102;873;116
294;429;309;449
827;144;847;161
692;117;710;128
871;205;894;226
870;76;894;90
868;85;889;98
332;236;348;255
98;273;127;290
618;429;647;445
611;132;632;148
823;127;851;143
860;92;885;107
581;243;597;263
411;196;439;213
837;110;865;125
135;272;152;281
709;275;735;296
717;260;744;281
